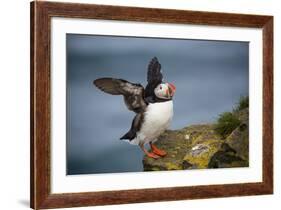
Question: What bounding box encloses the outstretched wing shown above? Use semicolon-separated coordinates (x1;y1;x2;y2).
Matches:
145;57;163;98
93;78;147;113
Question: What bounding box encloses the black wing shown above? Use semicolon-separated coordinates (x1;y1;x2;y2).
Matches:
93;78;147;113
120;113;144;140
145;57;163;98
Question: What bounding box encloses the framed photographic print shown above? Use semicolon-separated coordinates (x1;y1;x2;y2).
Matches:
30;1;273;209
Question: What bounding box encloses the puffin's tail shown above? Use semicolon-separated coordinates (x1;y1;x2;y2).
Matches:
120;130;136;141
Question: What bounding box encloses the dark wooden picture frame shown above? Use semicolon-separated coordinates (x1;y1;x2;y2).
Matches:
30;1;273;209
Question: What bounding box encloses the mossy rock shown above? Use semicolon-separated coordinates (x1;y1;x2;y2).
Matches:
226;108;249;161
143;109;249;171
143;129;191;171
183;140;222;169
208;143;248;168
143;124;222;171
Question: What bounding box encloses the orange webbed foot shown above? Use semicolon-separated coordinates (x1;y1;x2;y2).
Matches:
146;152;160;159
139;143;160;159
150;143;167;157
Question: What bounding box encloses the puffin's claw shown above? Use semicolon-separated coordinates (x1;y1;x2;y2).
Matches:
139;144;160;159
150;143;167;157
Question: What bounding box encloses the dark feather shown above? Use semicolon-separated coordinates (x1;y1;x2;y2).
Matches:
120;113;144;140
93;78;147;113
147;57;163;84
145;57;163;98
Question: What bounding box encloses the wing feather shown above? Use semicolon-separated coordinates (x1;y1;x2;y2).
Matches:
147;57;163;84
145;57;163;98
93;78;147;113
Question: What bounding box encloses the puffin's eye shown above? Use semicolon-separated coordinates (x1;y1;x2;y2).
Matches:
160;86;162;90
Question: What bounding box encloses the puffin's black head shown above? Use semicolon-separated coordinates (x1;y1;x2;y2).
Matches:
154;82;176;100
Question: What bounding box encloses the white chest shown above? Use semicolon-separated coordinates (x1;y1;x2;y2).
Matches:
131;100;173;145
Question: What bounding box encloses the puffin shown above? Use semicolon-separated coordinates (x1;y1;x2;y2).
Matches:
93;57;176;159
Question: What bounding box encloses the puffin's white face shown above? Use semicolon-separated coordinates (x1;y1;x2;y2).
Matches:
154;83;176;99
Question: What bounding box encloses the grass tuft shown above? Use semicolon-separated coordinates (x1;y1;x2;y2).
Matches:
214;112;241;139
235;96;249;111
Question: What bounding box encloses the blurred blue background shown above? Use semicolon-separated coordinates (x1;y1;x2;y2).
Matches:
66;34;249;175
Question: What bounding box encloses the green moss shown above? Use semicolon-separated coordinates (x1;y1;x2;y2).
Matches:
165;162;183;170
183;140;222;169
151;167;161;171
214;112;241;139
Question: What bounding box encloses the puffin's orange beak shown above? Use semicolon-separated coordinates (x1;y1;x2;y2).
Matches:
168;83;176;97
